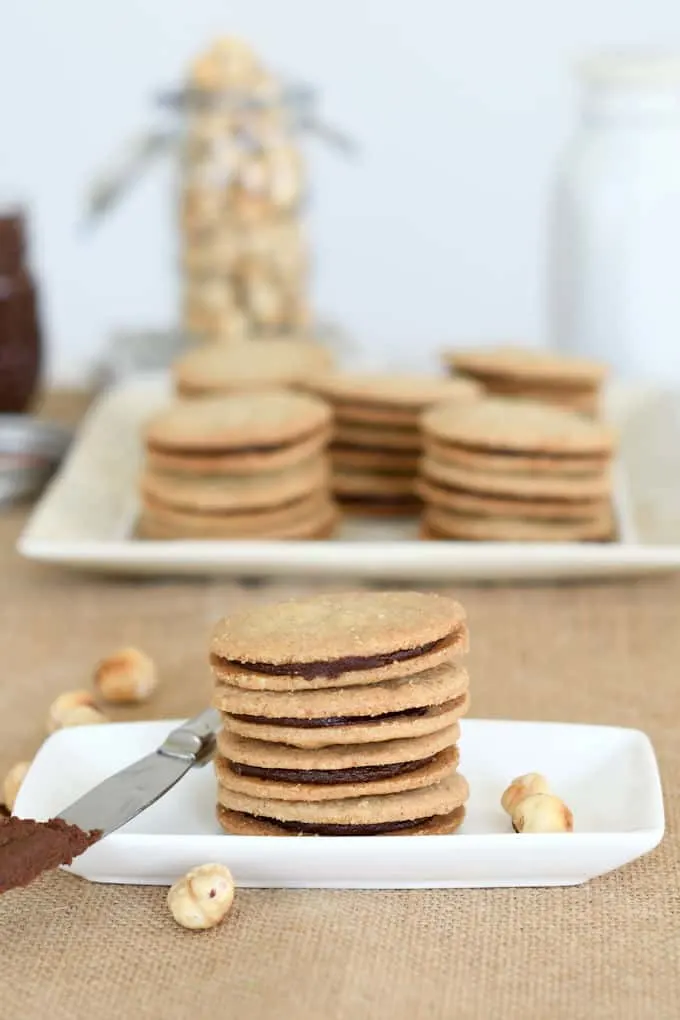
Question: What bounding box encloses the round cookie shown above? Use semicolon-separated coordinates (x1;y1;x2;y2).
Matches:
423;438;610;476
307;372;481;409
423;505;615;542
216;771;470;833
421;457;612;500
138;496;337;540
221;692;470;747
214;745;459;801
217;722;462;770
212;629;467;691
422;398;615;457
417;478;610;521
145;390;331;460
443;346;606;388
140;456;327;512
213;661;469;718
217;803;466;835
210;591;468;691
173;339;333;397
468;378;600;416
335;422;422;452
146;428;329;476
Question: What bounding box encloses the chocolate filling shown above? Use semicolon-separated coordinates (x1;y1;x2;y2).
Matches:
144;490;315;519
229;754;435;785
430;438;607;464
249;813;432;835
230;705;429;729
148;426;324;459
332;442;418;457
0;817;101;894
338;493;420;506
215;635;450;680
425;477;602;506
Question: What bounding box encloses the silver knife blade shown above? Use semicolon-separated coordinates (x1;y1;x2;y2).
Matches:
57;708;220;837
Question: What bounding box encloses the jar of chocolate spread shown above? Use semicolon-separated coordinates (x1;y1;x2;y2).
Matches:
0;205;42;412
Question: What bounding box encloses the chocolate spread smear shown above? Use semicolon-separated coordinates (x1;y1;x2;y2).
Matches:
229;754;435;785
0;817;101;894
216;635;451;681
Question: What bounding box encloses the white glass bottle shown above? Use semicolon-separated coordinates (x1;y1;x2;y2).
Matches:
548;53;680;381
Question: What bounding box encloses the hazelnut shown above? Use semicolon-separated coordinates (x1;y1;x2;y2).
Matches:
94;647;158;705
167;863;235;930
501;773;551;815
512;793;574;833
3;761;30;813
47;690;106;734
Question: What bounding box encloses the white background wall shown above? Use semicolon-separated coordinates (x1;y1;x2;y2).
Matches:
2;0;679;382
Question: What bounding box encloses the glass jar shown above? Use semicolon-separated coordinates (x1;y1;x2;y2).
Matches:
0;205;41;412
548;52;680;381
162;45;315;344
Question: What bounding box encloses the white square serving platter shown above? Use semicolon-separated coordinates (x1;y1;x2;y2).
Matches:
14;718;664;889
18;375;680;580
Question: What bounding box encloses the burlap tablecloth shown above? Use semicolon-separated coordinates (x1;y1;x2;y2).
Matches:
1;394;678;1020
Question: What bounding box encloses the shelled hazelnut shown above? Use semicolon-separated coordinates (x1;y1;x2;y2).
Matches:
500;773;551;816
167;864;235;930
512;793;574;834
47;691;107;734
94;647;158;705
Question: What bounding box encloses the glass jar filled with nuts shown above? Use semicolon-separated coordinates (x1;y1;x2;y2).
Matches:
164;37;315;344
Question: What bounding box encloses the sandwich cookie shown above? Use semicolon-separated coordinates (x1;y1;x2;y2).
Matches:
422;505;615;542
137;494;337;541
443;346;606;415
140;457;328;512
173;338;333;398
210;591;468;692
220;692;470;747
144;391;332;476
420;456;612;501
216;771;469;836
306;373;481;428
422;397;615;459
417;479;610;521
214;745;460;801
423;438;611;477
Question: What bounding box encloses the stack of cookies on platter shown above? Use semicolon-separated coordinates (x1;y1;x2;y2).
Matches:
212;592;470;836
303;374;481;517
443;346;606;417
138;390;335;540
172;338;333;398
418;397;616;542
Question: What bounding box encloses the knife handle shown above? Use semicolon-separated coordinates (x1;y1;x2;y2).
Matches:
159;708;221;767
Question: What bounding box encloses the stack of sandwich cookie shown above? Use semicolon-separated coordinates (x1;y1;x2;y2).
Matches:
418;397;616;541
211;591;470;835
443;346;606;416
172;338;333;398
139;390;335;539
304;373;481;516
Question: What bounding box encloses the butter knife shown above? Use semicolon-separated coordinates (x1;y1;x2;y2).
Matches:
56;708;221;837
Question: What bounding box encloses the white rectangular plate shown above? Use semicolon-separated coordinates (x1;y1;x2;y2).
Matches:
18;376;680;580
15;718;664;888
